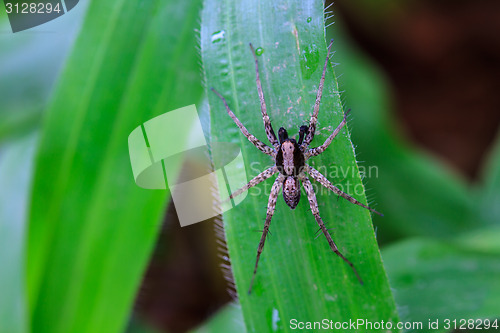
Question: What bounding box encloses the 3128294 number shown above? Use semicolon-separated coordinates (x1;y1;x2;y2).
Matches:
5;2;62;14
443;318;499;330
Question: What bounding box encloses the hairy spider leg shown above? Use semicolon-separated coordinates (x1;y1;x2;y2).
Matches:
229;166;278;200
306;109;350;159
301;176;363;284
248;174;284;294
249;43;279;149
302;39;335;148
211;87;275;157
306;165;383;216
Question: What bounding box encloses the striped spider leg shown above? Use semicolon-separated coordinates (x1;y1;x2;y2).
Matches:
211;39;382;294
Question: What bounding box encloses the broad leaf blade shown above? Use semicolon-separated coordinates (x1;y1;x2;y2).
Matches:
201;0;398;331
383;235;500;332
27;1;203;332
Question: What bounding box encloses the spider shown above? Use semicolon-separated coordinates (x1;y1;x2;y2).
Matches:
211;39;382;294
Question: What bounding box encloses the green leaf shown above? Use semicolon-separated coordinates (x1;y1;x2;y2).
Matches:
0;10;7;23
27;1;203;332
0;134;36;333
191;302;246;333
0;10;83;142
0;9;84;333
332;25;476;242
0;107;41;142
383;235;500;331
453;225;500;255
477;131;500;225
201;0;398;331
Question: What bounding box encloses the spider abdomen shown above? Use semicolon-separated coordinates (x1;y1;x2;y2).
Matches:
282;176;300;209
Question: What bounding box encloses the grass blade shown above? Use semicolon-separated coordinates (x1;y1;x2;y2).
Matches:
27;1;203;332
201;0;398;331
191;302;245;333
0;135;36;333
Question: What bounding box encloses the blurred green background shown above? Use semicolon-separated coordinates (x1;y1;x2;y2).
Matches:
0;0;499;332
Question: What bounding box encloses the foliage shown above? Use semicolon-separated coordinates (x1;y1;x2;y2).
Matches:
200;0;398;331
1;0;499;332
1;0;203;332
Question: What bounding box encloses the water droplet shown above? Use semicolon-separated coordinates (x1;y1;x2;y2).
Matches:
255;47;264;56
211;30;225;43
272;308;281;331
307;17;312;23
300;44;320;79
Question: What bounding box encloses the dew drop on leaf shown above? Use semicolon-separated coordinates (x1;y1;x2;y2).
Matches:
211;30;225;43
300;44;320;79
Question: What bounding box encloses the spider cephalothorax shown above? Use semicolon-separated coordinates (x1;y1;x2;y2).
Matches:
211;39;382;294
